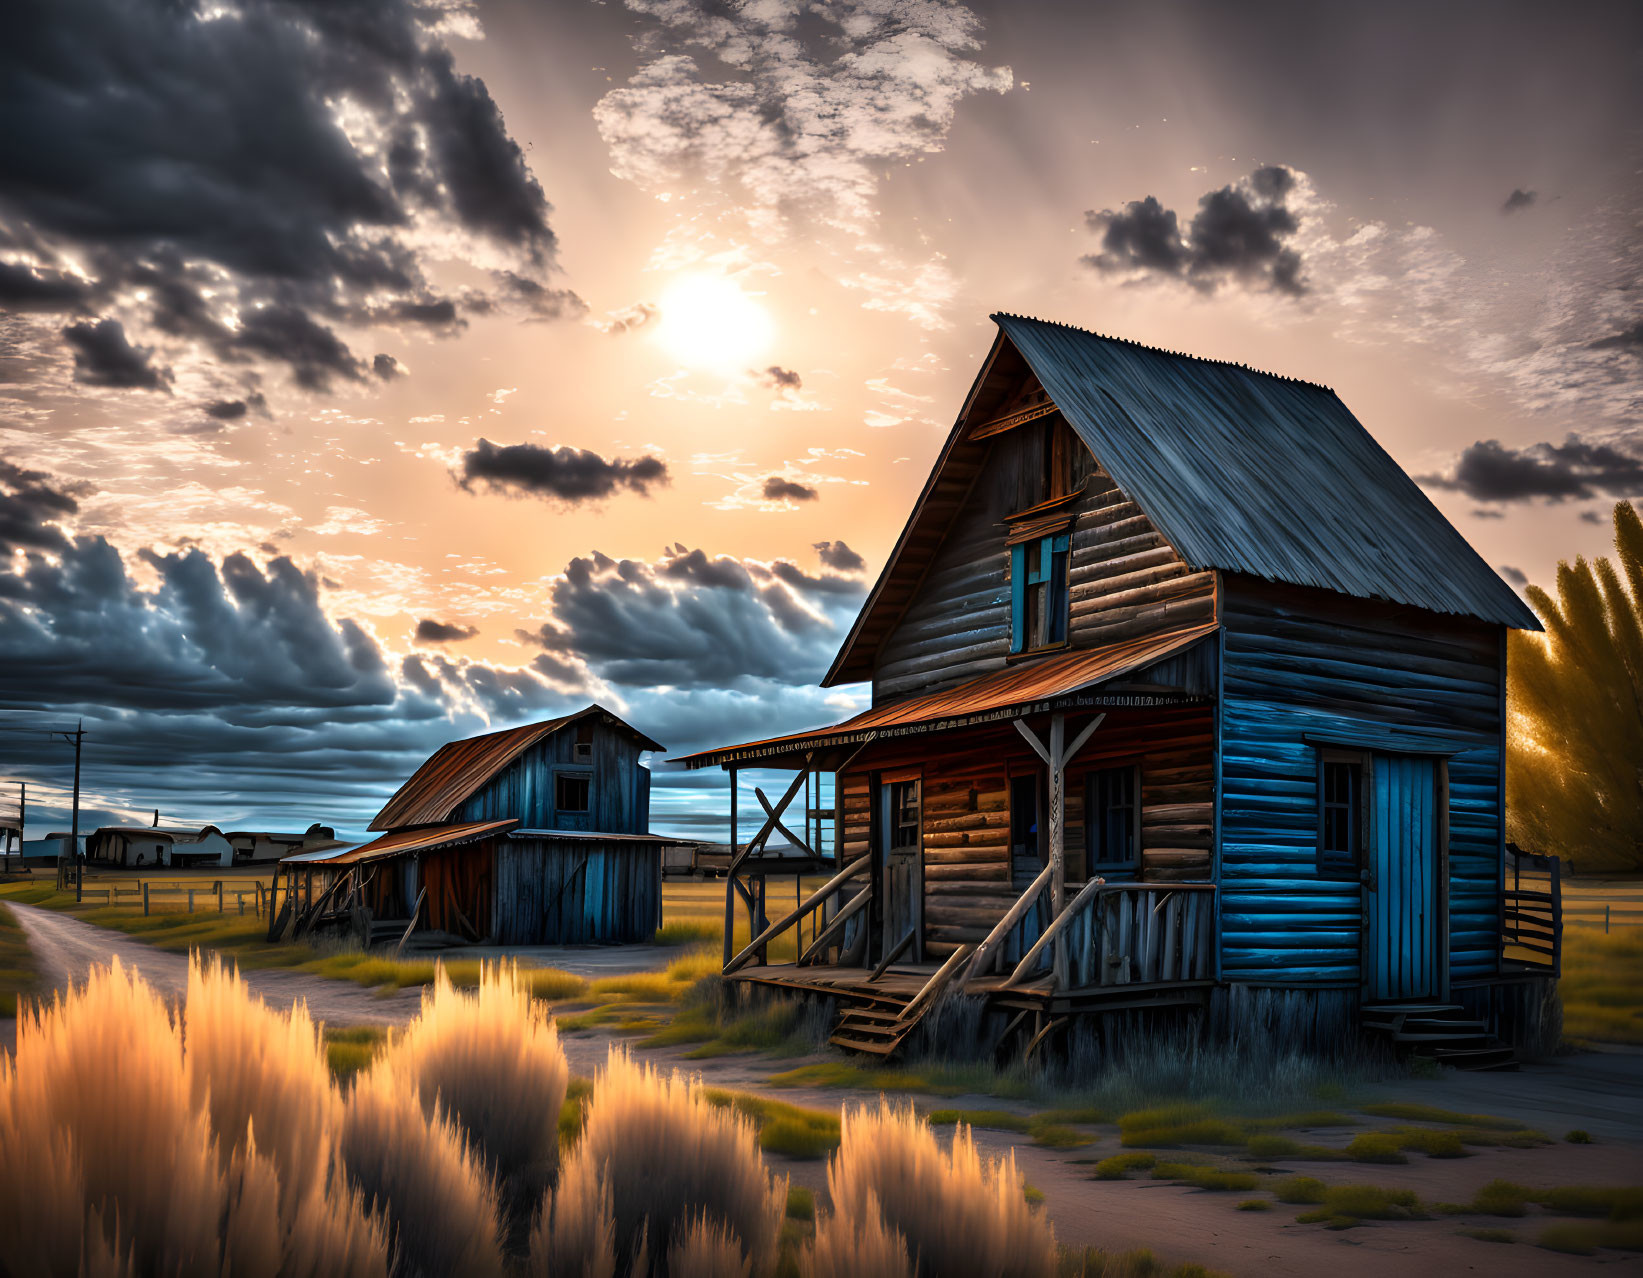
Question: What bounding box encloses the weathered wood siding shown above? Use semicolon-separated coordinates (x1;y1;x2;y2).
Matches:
872;419;1217;703
1218;575;1504;986
838;707;1215;957
454;722;650;833
492;838;661;944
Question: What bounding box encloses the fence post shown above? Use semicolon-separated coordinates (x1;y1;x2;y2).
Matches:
142;882;150;916
217;881;224;913
237;892;244;915
187;889;195;913
1606;903;1610;935
255;882;263;916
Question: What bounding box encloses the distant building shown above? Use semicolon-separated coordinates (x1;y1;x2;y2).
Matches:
272;705;701;947
87;824;233;868
225;824;341;864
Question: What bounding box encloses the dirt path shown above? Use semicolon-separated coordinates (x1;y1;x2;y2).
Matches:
6;904;1640;1275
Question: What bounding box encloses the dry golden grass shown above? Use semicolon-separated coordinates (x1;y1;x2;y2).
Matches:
825;1102;1057;1278
544;1048;786;1278
802;1190;912;1278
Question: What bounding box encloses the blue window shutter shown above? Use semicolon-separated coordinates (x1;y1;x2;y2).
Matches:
1009;542;1025;653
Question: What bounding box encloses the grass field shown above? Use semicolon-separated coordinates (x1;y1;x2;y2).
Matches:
0;902;37;1016
1561;929;1643;1045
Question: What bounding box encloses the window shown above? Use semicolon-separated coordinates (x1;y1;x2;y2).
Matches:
889;779;921;850
1086;766;1139;870
1317;751;1366;874
555;773;591;813
573;721;593;763
1010;533;1070;653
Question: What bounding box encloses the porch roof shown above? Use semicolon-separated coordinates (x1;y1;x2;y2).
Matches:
674;623;1216;770
292;818;518;867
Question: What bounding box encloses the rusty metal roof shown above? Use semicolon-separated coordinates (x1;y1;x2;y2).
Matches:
677;623;1216;770
370;704;664;831
312;819;518;866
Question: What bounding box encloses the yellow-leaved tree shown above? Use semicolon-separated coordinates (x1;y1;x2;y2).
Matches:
1507;501;1643;872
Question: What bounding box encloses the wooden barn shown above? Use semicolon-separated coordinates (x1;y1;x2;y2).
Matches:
679;314;1560;1068
271;705;689;948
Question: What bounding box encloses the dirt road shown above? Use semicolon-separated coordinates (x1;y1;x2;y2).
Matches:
4;903;1638;1275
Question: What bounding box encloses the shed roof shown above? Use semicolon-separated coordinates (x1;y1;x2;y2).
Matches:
370;705;664;831
677;623;1214;770
824;316;1536;684
315;819;518;866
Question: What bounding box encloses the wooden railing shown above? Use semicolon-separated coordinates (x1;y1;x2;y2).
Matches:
964;862;1055;986
1003;882;1216;991
1502;843;1561;977
724;854;872;974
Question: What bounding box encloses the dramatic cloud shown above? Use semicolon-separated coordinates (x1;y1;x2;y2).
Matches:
414;618;478;643
373;354;404;381
760;366;802;390
61;319;172;391
204;399;249;421
1502;188;1537;214
761;475;819;503
1420;435;1643;503
1084;166;1304;295
0;0;574;398
813;540;866;573
0;460;91;554
457;440;670;505
1589;323;1643;354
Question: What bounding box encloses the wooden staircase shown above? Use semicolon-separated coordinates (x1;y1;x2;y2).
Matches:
1360;1001;1517;1071
828;945;975;1059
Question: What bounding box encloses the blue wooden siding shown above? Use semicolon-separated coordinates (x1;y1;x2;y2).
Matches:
454;721;650;833
1218;575;1504;986
493;837;661;944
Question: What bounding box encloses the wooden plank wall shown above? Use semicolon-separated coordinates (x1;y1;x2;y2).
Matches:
872;408;1217;703
456;721;650;833
492;838;660;944
1218;575;1504;986
838;708;1215;957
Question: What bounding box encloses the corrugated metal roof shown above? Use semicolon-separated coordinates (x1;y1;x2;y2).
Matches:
992;314;1539;630
279;844;356;865
370;704;664;831
677;623;1216;769
508;829;713;846
316;819;518;866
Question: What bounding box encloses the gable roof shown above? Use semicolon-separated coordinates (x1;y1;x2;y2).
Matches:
370;705;664;831
825;316;1537;684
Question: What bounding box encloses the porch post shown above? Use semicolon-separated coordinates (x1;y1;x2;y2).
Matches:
723;765;738;967
1048;713;1067;983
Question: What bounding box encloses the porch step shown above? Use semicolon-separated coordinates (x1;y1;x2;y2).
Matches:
829;1006;914;1056
1359;1000;1517;1072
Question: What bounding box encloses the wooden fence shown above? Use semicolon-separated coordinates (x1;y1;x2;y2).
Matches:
74;879;270;917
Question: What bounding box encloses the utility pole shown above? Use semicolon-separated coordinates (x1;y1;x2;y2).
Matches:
49;723;85;901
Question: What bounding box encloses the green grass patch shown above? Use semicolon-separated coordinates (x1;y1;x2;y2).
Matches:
1023;1183;1046;1206
559;1078;592;1148
1245;1134;1341;1160
1152;1163;1260;1192
1031;1121;1095;1149
0;902;38;1018
766;1057;1034;1099
651;918;721;946
1118;1104;1245;1148
1566;1129;1593;1144
322;1025;385;1079
1237;1199;1272;1212
927;1108;1032;1133
1273;1176;1328;1205
1093;1152;1157;1180
1057;1246;1234;1277
1561;930;1643;1045
784;1186;815;1222
701;1089;840;1160
1295;1184;1423;1227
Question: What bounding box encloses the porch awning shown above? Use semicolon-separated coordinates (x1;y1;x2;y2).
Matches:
293;818;519;867
673;622;1217;771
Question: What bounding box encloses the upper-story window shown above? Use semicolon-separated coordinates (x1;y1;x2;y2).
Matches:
555;773;591;814
573;721;594;762
1010;532;1070;653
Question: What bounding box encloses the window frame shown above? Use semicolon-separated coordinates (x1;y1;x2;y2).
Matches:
888;778;921;852
572;720;594;763
1009;532;1071;655
1085;763;1141;873
554;770;593;815
1315;748;1369;877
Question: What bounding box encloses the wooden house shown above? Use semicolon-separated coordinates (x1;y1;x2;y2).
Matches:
271;705;688;948
679;315;1559;1068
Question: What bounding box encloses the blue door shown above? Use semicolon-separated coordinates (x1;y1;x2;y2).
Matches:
1367;755;1440;1000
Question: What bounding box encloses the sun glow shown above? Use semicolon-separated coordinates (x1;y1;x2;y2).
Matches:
653;274;774;373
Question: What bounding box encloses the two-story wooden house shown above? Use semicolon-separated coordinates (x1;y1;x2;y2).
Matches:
271;705;691;948
680;315;1559;1068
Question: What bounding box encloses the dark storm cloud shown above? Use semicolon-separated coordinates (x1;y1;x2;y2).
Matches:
457;440;670;504
0;0;572;393
813;540;865;573
205;399;249;421
373;353;404;381
762;475;819;502
522;544;865;690
414;618;477;644
1083;167;1304;295
61;319;172;391
1589;323;1643;354
0;459;90;553
761;366;803;390
1499;565;1528;587
1420;435;1643;503
1502;189;1537;214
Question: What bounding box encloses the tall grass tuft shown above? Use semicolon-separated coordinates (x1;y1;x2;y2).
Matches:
802;1191;913;1278
825;1102;1056;1278
380;962;568;1232
526;1170;621;1278
341;1061;506;1277
669;1217;754;1278
547;1047;786;1277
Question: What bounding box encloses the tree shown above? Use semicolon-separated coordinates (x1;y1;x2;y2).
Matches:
1507;501;1643;872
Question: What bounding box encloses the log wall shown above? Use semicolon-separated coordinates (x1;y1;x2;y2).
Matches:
872;417;1217;703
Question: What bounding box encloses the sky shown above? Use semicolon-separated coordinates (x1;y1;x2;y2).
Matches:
1;0;1639;842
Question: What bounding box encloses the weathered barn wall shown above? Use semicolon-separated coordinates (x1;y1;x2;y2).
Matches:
1218;574;1504;986
838;706;1216;957
873;417;1217;703
454;721;650;833
493;837;661;944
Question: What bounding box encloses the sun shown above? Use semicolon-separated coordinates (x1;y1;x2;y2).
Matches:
653;274;774;374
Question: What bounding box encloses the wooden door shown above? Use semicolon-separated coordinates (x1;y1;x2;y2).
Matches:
1366;755;1441;1001
878;774;923;962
